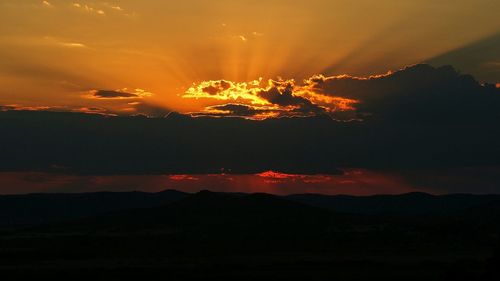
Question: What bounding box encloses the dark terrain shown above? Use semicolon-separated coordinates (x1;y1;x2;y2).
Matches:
1;190;499;280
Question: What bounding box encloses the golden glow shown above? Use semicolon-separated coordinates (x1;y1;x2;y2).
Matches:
183;77;358;119
183;79;268;105
0;170;418;195
0;0;498;116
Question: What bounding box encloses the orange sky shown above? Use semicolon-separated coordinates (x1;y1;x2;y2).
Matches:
0;0;499;115
0;169;419;195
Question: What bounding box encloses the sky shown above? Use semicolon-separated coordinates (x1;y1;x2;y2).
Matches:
0;0;499;116
1;1;500;195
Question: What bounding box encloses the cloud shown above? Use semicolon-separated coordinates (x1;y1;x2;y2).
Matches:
203;104;261;117
2;86;159;117
42;1;52;7
72;3;105;15
90;88;153;99
426;32;500;83
0;102;169;118
304;64;500;121
0;104;117;116
202;80;232;95
109;5;123;11
169;175;199;181
0;104;54;111
229;33;263;43
92;90;139;99
82;89;162;116
131;102;171;117
0;35;89;50
183;78;357;119
1;63;500;191
74;107;110;115
0;109;343;175
257;81;326;115
59;42;87;48
71;2;132;16
184;79;267;105
191;103;277;119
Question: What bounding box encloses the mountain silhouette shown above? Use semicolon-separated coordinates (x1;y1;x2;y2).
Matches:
2;190;500;280
287;192;500;215
35;190;341;238
0;190;187;225
2;190;500;227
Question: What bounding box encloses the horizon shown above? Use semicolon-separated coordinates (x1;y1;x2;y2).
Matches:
3;186;499;197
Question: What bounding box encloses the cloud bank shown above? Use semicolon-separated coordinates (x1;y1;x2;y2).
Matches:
183;78;357;119
1;64;500;195
183;64;498;121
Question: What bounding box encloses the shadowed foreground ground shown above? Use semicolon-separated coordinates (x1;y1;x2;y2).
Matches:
1;190;499;280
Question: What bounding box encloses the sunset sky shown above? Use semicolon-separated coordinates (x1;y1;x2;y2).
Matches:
1;1;500;195
1;0;499;116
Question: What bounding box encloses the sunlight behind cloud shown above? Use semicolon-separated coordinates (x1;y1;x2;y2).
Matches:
183;76;359;119
0;0;498;115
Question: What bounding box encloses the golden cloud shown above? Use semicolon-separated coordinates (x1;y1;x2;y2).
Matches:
182;77;359;119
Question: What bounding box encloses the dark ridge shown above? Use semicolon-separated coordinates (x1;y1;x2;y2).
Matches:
3;190;500;227
0;190;189;226
286;192;500;215
2;190;500;280
21;189;342;239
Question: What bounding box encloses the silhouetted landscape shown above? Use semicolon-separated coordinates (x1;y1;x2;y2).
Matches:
1;190;499;280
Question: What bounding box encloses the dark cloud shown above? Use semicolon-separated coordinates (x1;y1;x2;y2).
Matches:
202;80;232;95
426;32;500;83
306;64;463;100
132;102;171;117
0;105;14;111
93;90;139;99
258;83;326;115
76;107;109;114
0;110;343;175
202;86;220;95
204;104;262;117
1;64;500;194
306;64;500;121
183;78;356;119
190;104;276;119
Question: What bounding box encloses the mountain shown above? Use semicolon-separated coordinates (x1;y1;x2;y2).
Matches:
0;190;187;225
2;190;500;227
287;192;500;215
36;190;343;238
2;190;500;280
